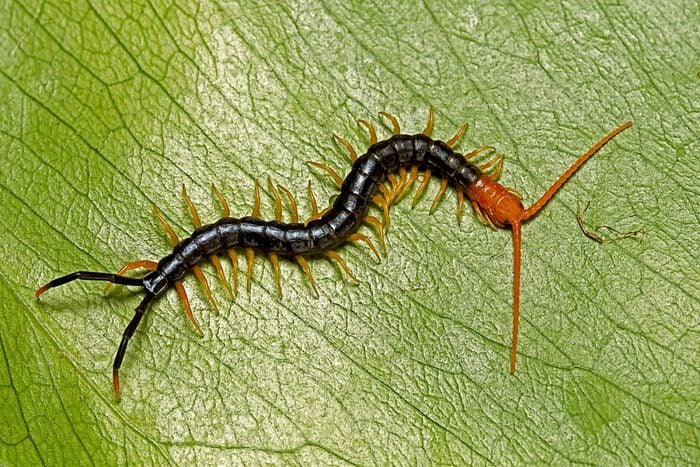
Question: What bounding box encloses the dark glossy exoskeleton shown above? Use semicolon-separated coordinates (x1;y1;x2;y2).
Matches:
36;109;632;401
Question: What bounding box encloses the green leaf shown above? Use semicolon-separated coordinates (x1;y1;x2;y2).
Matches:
1;0;697;464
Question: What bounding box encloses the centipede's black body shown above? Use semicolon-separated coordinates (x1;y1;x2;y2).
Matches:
36;110;632;401
143;135;482;297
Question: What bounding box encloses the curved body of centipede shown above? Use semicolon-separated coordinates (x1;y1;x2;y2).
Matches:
36;109;633;401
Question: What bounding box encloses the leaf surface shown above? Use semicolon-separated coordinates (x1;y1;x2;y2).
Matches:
0;0;697;464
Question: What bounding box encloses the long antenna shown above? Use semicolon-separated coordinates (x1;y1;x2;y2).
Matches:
509;121;633;373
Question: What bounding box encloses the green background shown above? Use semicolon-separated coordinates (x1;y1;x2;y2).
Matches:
1;0;697;464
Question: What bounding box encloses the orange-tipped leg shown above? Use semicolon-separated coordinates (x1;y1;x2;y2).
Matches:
193;265;218;313
507;121;633;374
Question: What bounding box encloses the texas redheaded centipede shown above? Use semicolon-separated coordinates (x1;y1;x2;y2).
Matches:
36;109;633;401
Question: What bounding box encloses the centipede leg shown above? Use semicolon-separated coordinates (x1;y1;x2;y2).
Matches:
278;185;299;223
268;178;283;221
479;155;505;180
412;168;432;208
251;181;261;217
510;222;522;374
324;251;358;282
464;145;495;160
456;191;465;225
269;252;282;297
379;111;401;135
363;215;386;252
112;293;155;402
227;249;239;296
347;233;380;261
422;106;435;137
308;161;344;188
429;178;449;214
295;256;319;296
175;280;203;336
358;119;378;144
153;205;179;246
397;166;419;200
245;248;255;292
334;135;358;163
184;186;232;300
446;122;469;148
307;181;319;220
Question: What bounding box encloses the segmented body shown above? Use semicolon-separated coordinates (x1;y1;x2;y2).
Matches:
36;110;632;401
144;135;482;296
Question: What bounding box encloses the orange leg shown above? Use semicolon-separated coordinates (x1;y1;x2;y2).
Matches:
251;180;261;217
295;256;319;296
175;281;203;336
422;107;435;136
397;165;419;200
269;252;282;297
245;248;255;291
412;168;432;208
456;190;465;225
324;251;358;282
268;177;283;221
347;233;380;261
363;215;386;252
446;122;469;148
379;111;401;135
334;134;358;163
464;145;494;160
429;178;449;214
182;186;225;308
307;181;319;218
153;205;179;246
308;161;344;188
358;119;378;144
278;185;299;223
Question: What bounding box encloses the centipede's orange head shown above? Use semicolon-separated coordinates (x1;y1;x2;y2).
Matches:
466;175;525;227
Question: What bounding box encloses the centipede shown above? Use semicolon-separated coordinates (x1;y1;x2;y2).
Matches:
36;109;633;401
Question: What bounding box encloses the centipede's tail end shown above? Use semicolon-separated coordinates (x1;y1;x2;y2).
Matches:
113;368;121;403
35;283;50;300
510;222;522;375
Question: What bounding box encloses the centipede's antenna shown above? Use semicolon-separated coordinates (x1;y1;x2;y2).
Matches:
35;271;144;299
509;121;633;373
522;121;633;221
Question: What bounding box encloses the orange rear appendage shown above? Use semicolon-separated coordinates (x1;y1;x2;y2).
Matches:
466;121;633;374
